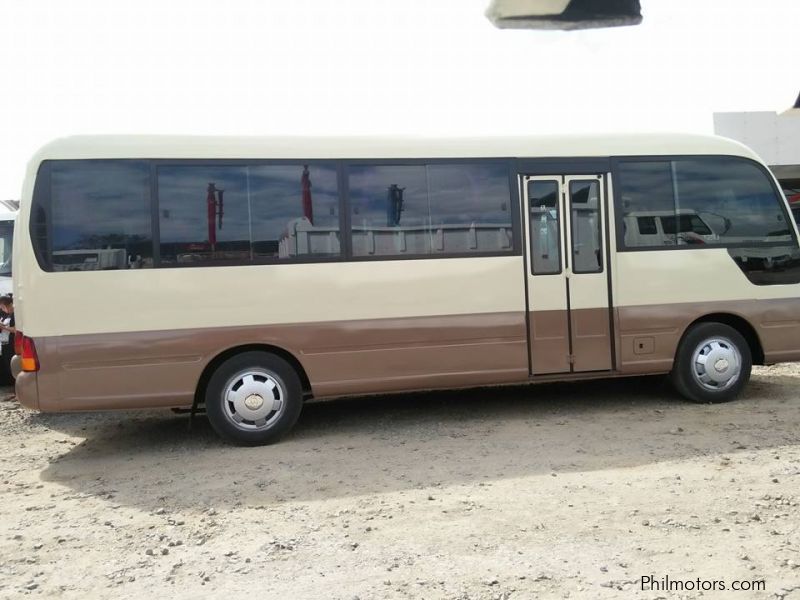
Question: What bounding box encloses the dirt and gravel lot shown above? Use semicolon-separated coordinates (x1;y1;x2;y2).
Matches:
1;365;800;599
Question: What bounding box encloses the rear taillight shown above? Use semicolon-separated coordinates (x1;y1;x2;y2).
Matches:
13;331;22;355
21;336;39;372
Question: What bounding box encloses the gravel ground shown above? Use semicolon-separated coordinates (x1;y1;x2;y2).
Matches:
1;366;800;599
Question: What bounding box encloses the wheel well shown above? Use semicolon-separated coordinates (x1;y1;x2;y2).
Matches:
690;313;765;365
194;344;313;407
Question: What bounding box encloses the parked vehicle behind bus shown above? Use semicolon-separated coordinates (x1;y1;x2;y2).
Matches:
0;200;18;296
13;135;800;444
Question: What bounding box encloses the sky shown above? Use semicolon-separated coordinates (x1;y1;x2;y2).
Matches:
0;0;797;199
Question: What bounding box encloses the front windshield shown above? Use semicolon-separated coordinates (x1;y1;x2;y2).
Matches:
0;220;13;276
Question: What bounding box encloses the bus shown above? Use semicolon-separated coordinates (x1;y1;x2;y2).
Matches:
0;201;18;296
13;134;800;444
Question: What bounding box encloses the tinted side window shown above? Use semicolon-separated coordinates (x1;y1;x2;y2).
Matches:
348;163;512;257
617;161;674;248
158;164;340;264
42;161;153;271
729;247;800;285
674;158;792;244
427;164;513;253
250;165;340;260
617;157;793;248
349;165;430;256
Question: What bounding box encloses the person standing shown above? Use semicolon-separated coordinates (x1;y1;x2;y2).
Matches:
0;295;16;385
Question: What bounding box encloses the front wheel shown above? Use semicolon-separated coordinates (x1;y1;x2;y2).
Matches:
205;351;303;445
670;322;752;403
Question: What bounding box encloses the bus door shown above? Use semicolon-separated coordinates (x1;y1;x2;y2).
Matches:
523;174;613;375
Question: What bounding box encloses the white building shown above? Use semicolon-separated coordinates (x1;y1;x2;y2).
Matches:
714;93;800;196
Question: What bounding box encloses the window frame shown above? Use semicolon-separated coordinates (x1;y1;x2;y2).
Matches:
611;154;798;252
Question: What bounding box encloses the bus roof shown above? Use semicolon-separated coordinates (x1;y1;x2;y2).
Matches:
29;133;761;162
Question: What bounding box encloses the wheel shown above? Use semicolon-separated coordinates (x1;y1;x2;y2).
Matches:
204;351;303;445
670;322;752;403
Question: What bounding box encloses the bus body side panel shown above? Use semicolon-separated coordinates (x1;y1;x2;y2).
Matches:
24;311;529;411
613;249;800;372
16;257;530;411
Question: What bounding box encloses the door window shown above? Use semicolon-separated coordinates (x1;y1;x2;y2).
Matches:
569;180;603;273
528;180;561;274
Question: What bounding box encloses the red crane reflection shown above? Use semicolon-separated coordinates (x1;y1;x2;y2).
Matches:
301;165;313;225
206;182;224;251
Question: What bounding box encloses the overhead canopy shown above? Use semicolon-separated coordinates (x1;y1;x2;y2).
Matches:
771;164;800;185
486;0;642;30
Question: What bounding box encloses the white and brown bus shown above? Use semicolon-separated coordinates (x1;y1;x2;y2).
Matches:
13;134;800;444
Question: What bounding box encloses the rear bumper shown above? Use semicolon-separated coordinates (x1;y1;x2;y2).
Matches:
15;371;39;410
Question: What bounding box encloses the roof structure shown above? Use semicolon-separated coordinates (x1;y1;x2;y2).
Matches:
30;133;757;163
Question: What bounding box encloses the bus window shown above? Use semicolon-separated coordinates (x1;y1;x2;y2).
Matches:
617;157;792;248
528;180;561;274
348;163;512;257
158;163;341;264
38;160;153;271
569;180;602;273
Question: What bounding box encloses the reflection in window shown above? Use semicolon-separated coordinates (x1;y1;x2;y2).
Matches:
618;158;792;248
570;180;602;273
348;163;512;257
637;216;657;235
529;180;560;274
729;246;800;285
660;214;711;237
158;164;340;264
674;159;791;244
617;161;674;248
48;161;152;271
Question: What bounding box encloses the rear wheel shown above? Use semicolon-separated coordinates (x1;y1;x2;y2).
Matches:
205;351;303;445
670;322;752;403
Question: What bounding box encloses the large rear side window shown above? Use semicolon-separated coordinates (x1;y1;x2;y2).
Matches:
33;160;153;271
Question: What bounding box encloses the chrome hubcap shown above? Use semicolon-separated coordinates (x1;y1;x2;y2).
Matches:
691;337;741;392
222;369;285;431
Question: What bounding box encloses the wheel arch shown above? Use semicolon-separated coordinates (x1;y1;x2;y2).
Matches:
194;343;313;408
684;312;764;365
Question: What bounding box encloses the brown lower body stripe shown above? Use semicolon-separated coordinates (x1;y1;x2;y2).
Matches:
617;298;800;373
21;312;530;411
15;298;800;412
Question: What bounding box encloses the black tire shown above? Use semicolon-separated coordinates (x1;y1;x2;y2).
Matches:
670;322;752;404
204;351;303;445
